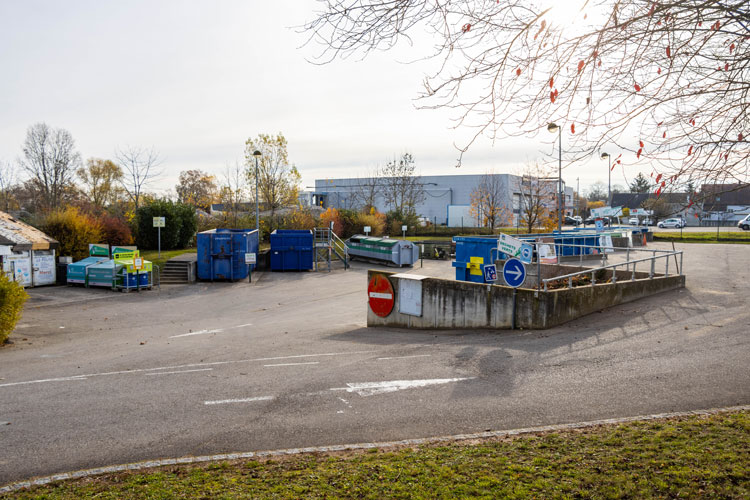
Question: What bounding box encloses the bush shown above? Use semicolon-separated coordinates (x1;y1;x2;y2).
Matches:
0;272;28;344
284;208;317;231
320;207;344;236
41;208;105;261
98;215;134;246
135;200;197;250
354;212;386;237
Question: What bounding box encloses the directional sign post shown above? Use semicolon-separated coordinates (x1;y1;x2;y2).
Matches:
502;258;526;288
497;233;533;264
153;217;165;258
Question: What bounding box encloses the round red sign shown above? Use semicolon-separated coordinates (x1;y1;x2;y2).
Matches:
367;274;395;317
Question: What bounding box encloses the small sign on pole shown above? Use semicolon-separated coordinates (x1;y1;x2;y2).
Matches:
133;257;143;270
483;264;498;283
364;225;371;236
244;253;257;265
153;217;165;258
402;224;407;239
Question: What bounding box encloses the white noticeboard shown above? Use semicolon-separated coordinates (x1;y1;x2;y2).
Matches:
153;217;166;228
133;257;143;270
393;274;428;317
244;253;256;265
363;226;371;234
599;235;615;253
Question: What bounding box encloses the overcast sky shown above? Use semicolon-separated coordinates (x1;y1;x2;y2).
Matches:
0;0;631;197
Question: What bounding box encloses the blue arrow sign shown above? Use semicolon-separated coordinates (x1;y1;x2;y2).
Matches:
483;264;498;282
502;258;526;288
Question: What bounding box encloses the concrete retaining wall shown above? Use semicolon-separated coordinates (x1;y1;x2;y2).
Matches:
367;268;685;330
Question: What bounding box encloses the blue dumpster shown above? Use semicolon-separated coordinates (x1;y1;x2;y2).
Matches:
270;229;314;271
452;236;508;283
197;228;259;281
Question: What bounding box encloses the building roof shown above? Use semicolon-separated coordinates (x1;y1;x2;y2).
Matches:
699;183;750;212
0;211;59;251
610;192;689;209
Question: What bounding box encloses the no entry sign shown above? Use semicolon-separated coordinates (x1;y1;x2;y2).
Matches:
368;274;395;317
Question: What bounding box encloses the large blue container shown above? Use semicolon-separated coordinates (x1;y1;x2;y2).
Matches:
197;228;259;281
452;236;507;283
270;229;313;271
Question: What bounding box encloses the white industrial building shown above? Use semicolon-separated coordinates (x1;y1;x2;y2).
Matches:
311;174;575;227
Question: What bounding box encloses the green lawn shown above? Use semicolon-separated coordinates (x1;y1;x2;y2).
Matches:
653;231;750;243
4;411;747;499
138;248;196;270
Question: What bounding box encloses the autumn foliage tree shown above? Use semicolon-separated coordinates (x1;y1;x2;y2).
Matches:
176;169;217;212
469;171;512;231
244;133;301;218
78;158;124;209
305;1;748;192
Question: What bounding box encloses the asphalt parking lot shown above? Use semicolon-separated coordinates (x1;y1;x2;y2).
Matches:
1;242;748;485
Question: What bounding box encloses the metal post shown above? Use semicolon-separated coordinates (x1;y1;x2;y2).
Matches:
680;252;683;275
665;255;669;276
536;239;541;292
511;289;517;329
158;226;161;259
558;127;562;234
255;154;260;234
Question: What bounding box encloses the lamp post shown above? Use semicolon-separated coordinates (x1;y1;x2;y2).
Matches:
601;152;611;205
253;150;262;234
547;122;562;233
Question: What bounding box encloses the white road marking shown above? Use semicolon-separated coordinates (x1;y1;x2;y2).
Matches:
0;351;377;389
169;329;224;338
377;355;432;361
204;396;274;405
330;378;475;397
368;292;392;299
0;376;88;388
170;323;254;339
145;368;213;376
263;362;320;367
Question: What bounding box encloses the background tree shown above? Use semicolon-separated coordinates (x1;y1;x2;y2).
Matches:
305;1;749;190
630;173;652;193
244;133;301;218
21;123;80;212
176;169;217;212
116;146;162;213
77;158;124;209
41;208;104;261
380;153;425;216
218;161;248;227
469;171;511;231
586;181;609;202
135;200;197;250
350;168;382;212
517;162;557;233
0;160;18;212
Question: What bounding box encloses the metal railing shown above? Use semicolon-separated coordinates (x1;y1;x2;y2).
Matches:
539;244;683;291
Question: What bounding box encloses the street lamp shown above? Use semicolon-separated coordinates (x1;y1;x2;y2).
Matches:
253;150;261;233
601;152;611;204
547;122;562;233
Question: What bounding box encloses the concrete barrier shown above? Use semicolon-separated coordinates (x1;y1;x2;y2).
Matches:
367;267;685;330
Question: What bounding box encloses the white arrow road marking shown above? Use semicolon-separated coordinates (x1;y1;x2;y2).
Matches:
330;377;475;397
170;323;254;338
204;377;475;405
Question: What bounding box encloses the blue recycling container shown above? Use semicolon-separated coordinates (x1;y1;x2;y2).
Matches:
270;229;314;271
452;236;509;283
197;228;259;281
121;272;150;288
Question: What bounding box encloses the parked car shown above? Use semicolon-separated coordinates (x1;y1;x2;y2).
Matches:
642;217;655;226
584;216;611;226
657;218;685;229
628;217;639;225
564;216;580;226
738;215;750;231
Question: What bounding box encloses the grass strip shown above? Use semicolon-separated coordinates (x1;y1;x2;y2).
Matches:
4;411;748;499
138;248;196;270
653;231;750;244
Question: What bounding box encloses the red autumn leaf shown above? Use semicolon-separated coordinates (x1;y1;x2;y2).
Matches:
688;200;694;208
698;22;702;27
571;123;575;134
663;131;667;138
462;23;471;32
725;63;729;71
648;4;655;16
634;83;641;92
688;145;693;155
655;173;663;183
657;121;663;126
657;20;661;26
656;187;662;196
649;172;653;177
666;46;671;58
554;89;558;98
611;163;617;171
598;60;602;67
549;77;554;88
730;43;735;53
639;140;644;148
592;50;598;58
740;133;744;141
661;181;666;188
550;91;556;103
657;67;661;75
577;60;585;73
637;148;642;159
694;213;699;218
